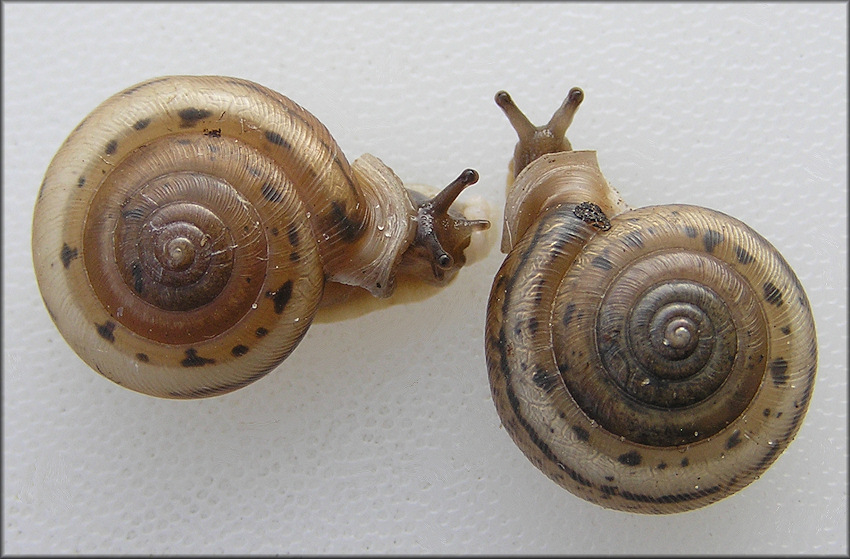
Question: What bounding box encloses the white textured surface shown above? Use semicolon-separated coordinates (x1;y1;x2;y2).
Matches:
3;3;846;554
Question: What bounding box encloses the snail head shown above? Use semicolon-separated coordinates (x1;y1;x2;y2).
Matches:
495;87;584;180
399;169;490;285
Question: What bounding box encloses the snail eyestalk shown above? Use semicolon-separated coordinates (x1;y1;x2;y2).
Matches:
400;169;490;284
548;87;584;141
495;91;536;140
496;87;585;179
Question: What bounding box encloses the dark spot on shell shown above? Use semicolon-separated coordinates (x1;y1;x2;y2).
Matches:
657;462;667;470
120;77;170;96
104;139;118;155
133;118;151;130
763;282;784;306
178;107;212;127
600;485;618;496
247;166;262;177
231;345;249;357
604;475;615;482
622;485;722;505
264;130;290;148
266;280;293;314
591;255;613;271
726;430;742;449
763;408;772;417
735;246;755;264
623;231;644;248
131;261;144;294
330;200;360;243
136;353;150;363
122;207;146;221
181;348;215;367
555;461;593;488
618;450;642;467
527;317;539;335
227;78;268;95
60;243;79;268
770;357;789;386
261;182;284;203
532;367;558;392
703;229;723;253
684;225;698;238
532;278;544;303
680;457;690;467
550;236;567;257
289;251;300;262
77;176;86;188
781;325;792;335
287;224;299;246
255;327;269;338
95;321;116;343
562;302;576;328
204;128;221;137
571;425;590;442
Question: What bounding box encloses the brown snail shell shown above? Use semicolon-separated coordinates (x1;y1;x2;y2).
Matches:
32;76;489;399
486;88;817;514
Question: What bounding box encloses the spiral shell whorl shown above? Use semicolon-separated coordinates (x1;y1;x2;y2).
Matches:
32;76;368;397
486;203;817;513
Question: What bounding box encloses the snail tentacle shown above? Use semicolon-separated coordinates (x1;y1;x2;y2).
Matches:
403;169;491;281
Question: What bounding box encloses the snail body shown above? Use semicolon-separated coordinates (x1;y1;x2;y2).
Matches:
32;76;488;399
486;89;817;514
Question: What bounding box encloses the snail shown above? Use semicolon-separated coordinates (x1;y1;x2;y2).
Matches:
32;75;490;399
485;88;817;514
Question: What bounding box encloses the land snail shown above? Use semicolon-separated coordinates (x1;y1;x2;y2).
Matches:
32;75;490;399
485;87;818;514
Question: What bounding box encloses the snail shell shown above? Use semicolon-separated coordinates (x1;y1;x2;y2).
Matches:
32;76;489;399
486;88;817;514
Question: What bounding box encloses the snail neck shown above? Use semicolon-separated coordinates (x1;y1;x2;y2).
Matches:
501;150;630;253
323;155;490;302
328;153;417;298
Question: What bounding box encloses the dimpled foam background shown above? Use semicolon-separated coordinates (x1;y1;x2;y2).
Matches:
3;3;846;555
